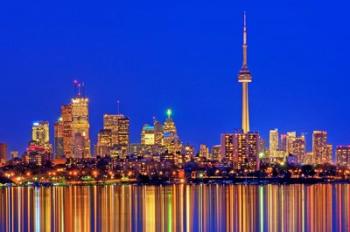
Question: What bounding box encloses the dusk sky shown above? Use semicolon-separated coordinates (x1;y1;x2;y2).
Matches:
0;0;349;153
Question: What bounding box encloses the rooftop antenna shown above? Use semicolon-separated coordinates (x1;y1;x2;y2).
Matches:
117;100;120;114
73;80;81;97
81;81;85;97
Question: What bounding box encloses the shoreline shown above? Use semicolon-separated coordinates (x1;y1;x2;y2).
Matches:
2;177;350;187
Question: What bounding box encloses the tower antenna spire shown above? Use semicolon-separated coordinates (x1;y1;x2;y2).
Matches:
238;11;252;134
117;100;120;114
242;11;248;67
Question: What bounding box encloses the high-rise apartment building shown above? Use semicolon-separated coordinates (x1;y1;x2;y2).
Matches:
236;132;259;171
269;129;279;155
313;131;331;164
336;145;350;167
289;135;306;164
220;133;235;161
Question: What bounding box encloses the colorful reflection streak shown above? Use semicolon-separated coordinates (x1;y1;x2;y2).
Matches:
0;184;349;232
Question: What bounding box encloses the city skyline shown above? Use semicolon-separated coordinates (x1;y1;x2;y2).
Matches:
1;2;350;153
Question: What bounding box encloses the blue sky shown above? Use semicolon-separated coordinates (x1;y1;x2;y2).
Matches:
0;0;349;153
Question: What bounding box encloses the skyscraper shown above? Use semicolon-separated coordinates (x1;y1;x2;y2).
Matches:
141;124;155;145
269;129;279;156
103;114;130;157
290;135;306;164
220;133;235;161
286;132;297;155
199;144;209;159
336;145;350;167
32;121;50;145
237;12;252;133
162;109;181;154
153;119;163;146
235;132;259;171
54;117;64;158
96;129;112;157
312;131;331;164
71;97;91;158
60;82;91;159
0;143;7;164
61;104;73;157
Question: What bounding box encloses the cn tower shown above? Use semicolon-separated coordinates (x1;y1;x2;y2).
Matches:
237;12;252;134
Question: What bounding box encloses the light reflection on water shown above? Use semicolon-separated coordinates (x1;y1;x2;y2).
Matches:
0;184;349;232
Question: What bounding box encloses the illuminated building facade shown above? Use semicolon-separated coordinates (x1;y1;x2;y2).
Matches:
235;132;259;171
96;129;112;157
54;118;64;158
199;144;209;159
182;145;194;162
141;124;155;145
32;121;50;145
71;97;91;158
0;143;7;164
162;109;181;154
154;119;163;146
290;135;306;164
313;131;332;164
103;114;130;157
237;13;252;134
210;145;221;161
269;129;279;156
10;151;18;159
286;132;296;155
336;146;350;167
31;121;52;158
60;93;91;159
220;133;235;161
61;104;73;157
280;133;287;151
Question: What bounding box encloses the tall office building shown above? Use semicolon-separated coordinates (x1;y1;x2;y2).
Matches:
237;12;252;133
141;124;155;145
61;104;73;157
162;109;181;154
96;129;112;157
0;143;7;164
103;114;130;157
313;131;331;164
280;134;287;151
269;129;279;155
210;145;221;161
60;82;91;158
336;145;350;167
32;121;50;145
199;144;209;159
286;132;296;155
71;96;91;158
154;119;163;146
54;118;64;158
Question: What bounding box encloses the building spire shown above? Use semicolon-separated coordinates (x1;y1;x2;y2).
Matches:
242;11;248;67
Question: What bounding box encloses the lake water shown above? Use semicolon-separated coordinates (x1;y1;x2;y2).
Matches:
0;184;348;232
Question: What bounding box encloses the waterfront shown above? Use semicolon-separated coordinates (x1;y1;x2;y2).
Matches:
0;184;348;232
